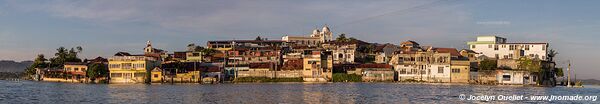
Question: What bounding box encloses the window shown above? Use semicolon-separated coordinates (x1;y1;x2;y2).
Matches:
153;74;159;78
471;45;476;49
502;75;511;81
525;45;530;50
509;54;513;58
400;69;406;74
74;68;79;71
495;54;499;59
111;73;122;77
81;68;86;71
134;73;145;77
451;69;460;73
438;67;444;74
542;45;546;50
494;45;498;50
502;45;506;48
509;45;515;50
109;64;120;68
122;63;132;69
488;45;492;48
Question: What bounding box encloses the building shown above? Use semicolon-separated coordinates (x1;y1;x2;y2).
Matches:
282;36;322;46
373;44;401;64
323;43;356;64
150;67;162;83
144;41;168;61
355;64;394;82
390;45;457;83
282;25;334;46
63;62;88;80
467;36;548;60
207;40;288;51
302;50;333;82
108;52;161;83
496;70;537;85
450;59;471;83
186;51;203;62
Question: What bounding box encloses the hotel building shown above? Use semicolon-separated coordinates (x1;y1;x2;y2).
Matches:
467;36;548;60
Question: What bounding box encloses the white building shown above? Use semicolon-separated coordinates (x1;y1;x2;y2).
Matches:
282;25;334;46
467;36;548;60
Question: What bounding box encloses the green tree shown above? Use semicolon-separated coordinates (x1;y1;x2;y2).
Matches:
201;48;218;56
49;46;83;68
547;49;558;61
336;34;348;42
24;54;49;75
555;68;564;77
517;57;541;72
255;36;263;41
86;63;109;81
479;59;497;70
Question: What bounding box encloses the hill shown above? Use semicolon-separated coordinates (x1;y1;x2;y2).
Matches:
581;79;600;85
0;60;33;72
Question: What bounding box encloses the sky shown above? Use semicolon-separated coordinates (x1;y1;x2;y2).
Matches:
1;0;599;79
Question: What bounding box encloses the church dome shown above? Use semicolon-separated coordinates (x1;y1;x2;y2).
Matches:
312;29;320;34
322;26;330;33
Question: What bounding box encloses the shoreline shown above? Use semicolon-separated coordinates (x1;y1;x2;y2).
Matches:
5;78;561;87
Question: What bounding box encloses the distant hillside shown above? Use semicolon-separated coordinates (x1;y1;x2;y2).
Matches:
0;60;33;72
581;79;600;85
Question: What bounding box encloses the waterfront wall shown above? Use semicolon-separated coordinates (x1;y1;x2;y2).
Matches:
237;70;302;78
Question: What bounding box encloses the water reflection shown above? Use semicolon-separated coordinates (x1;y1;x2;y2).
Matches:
1;80;599;104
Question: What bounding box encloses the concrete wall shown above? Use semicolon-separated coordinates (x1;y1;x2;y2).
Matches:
362;70;395;82
237;70;303;78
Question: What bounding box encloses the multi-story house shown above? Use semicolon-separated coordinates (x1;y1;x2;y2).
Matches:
322;43;356;64
450;58;471;83
207;40;288;51
63;62;88;80
108;52;161;83
467;36;548;60
374;43;401;64
302;50;333;82
391;45;459;83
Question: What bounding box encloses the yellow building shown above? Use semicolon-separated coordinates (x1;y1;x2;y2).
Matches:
302;50;333;82
108;55;161;83
64;62;88;80
450;59;471;83
150;67;163;83
185;51;203;62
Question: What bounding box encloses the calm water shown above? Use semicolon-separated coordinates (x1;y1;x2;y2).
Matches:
0;80;599;104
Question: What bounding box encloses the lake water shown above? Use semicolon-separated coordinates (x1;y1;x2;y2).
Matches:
0;80;599;104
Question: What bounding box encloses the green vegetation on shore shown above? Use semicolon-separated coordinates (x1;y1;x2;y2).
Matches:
332;73;362;82
235;77;303;82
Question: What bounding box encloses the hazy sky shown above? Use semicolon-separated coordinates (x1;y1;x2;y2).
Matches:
1;0;599;79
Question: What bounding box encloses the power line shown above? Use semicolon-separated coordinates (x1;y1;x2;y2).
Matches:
337;0;460;29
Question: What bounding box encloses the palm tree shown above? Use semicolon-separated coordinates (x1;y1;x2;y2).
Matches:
547;49;558;62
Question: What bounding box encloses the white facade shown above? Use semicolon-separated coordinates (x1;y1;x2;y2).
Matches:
395;64;451;82
283;25;333;45
467;36;548;60
496;70;537;85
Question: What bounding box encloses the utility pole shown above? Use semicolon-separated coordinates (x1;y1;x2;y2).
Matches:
567;60;571;87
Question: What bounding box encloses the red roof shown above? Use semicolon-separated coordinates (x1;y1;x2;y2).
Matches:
432;48;461;57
